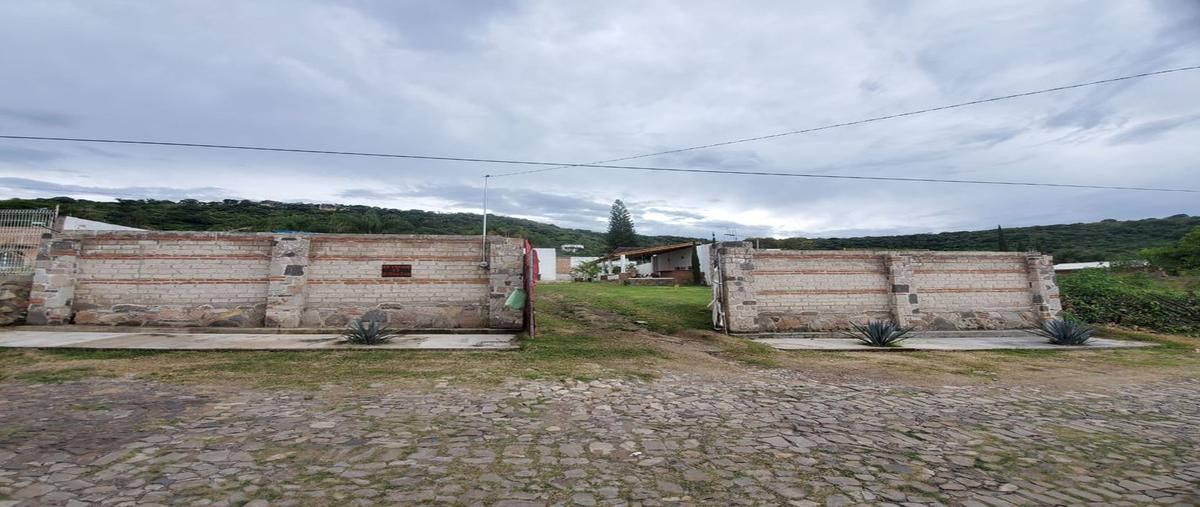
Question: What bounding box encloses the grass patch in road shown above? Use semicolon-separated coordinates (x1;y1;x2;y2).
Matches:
992;349;1066;358
721;339;781;368
521;333;663;360
538;283;712;334
14;366;110;384
40;349;175;360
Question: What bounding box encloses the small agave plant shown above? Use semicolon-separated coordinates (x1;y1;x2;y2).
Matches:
1030;319;1093;346
341;319;397;345
843;320;915;347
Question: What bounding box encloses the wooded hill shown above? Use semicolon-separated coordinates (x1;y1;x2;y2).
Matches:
4;197;1196;262
1;197;692;256
749;214;1200;263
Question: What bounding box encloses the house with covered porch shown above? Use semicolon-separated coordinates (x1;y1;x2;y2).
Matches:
597;241;711;285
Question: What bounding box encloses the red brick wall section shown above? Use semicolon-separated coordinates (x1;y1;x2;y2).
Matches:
27;231;526;329
714;242;1062;332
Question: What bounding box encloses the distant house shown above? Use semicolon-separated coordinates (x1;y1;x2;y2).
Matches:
59;216;145;232
1054;260;1149;273
533;248;559;282
532;247;600;282
598;242;711;285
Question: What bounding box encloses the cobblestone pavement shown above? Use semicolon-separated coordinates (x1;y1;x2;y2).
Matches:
1;373;1197;506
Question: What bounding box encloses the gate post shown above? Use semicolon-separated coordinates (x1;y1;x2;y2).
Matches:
719;241;759;333
265;234;310;328
27;234;79;325
1026;254;1062;323
885;254;918;327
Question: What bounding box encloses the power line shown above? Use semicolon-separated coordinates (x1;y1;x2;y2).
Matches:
1;134;1194;192
486;65;1200;178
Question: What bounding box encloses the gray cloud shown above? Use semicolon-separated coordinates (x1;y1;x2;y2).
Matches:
0;146;61;163
1108;114;1200;145
0;177;231;201
0;0;1197;240
0;107;74;127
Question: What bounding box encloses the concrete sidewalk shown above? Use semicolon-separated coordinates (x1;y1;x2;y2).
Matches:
751;332;1149;351
0;330;519;351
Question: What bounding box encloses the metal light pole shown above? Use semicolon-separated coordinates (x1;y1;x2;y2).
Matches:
480;174;490;265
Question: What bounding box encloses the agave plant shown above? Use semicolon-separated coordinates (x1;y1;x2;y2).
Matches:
1030;319;1093;345
341;319;397;345
843;320;915;347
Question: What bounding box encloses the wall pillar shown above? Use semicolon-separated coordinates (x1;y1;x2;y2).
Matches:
264;235;310;328
487;237;524;329
719;241;759;332
885;254;918;326
1026;254;1063;322
27;234;79;325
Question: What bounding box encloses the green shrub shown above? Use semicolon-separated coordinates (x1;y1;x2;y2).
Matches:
1141;226;1200;275
1030;319;1094;345
1059;269;1200;335
842;320;914;347
341;319;397;345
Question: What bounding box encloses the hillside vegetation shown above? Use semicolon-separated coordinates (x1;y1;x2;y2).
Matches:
5;197;1196;262
1;197;692;256
751;214;1200;262
1059;269;1199;335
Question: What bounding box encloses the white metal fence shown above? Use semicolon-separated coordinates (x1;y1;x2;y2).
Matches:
0;208;56;274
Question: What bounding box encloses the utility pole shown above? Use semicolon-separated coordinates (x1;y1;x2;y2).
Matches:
480;175;490;266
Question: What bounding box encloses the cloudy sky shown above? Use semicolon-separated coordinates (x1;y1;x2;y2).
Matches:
1;1;1198;238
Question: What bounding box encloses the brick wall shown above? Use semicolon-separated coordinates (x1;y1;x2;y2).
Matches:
714;243;1062;332
27;231;526;329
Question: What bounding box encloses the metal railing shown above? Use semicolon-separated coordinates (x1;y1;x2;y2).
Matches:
0;208;56;274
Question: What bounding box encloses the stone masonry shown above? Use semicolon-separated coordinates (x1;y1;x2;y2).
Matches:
264;235;310;328
26;235;79;326
714;242;1063;332
0;273;33;325
25;231;528;329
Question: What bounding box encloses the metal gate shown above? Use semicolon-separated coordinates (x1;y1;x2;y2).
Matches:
0;208;57;274
708;244;727;332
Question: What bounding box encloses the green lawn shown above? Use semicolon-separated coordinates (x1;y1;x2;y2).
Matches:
2;283;1197;390
537;283;712;334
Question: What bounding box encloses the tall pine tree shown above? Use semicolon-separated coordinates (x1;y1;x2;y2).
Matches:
996;225;1008;251
606;199;638;251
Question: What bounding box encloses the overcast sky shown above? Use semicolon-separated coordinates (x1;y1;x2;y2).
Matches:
1;1;1198;238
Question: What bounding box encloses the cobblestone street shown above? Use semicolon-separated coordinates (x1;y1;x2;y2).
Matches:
1;372;1197;506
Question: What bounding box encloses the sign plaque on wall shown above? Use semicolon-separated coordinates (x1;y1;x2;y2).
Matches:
381;264;412;278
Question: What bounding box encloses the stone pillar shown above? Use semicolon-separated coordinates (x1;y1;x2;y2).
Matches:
487;237;524;329
719;241;759;333
0;274;33;325
885;254;918;326
1026;254;1063;322
27;234;80;325
264;235;310;328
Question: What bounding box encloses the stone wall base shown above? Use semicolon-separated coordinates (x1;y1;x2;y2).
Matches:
72;304;267;327
0;274;33;325
299;304;487;329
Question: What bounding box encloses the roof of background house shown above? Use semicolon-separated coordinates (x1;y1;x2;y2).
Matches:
1054;261;1111;271
1054;260;1148;271
599;241;698;261
60;216;144;232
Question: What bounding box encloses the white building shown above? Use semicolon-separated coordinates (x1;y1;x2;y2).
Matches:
533;248;559;282
60;216;144;231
